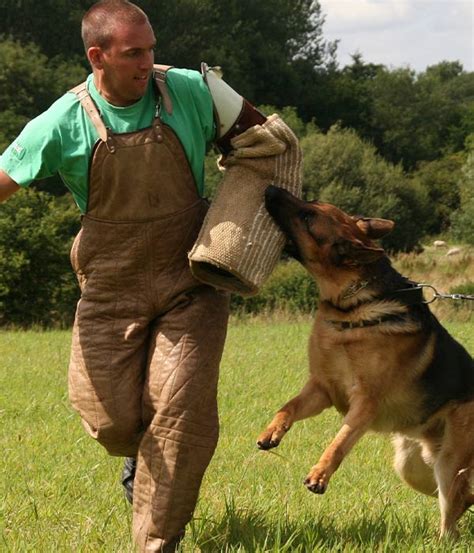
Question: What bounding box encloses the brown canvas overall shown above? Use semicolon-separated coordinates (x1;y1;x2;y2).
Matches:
68;78;229;551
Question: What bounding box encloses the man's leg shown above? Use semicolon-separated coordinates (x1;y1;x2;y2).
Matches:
68;296;151;457
132;285;229;552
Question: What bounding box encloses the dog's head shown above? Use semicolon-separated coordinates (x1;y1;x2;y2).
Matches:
265;185;394;279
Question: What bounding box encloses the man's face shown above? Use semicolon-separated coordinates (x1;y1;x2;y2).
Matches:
91;21;156;106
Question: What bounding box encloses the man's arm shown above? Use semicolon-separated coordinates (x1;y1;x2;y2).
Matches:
0;170;20;203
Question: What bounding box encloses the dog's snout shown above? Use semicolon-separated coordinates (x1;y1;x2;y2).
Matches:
264;185;281;203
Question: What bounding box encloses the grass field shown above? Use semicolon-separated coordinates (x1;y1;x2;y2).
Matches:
1;318;473;552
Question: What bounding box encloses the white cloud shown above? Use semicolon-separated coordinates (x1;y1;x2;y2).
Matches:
321;0;414;32
319;0;474;71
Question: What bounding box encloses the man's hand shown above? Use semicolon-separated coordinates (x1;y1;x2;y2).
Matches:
0;170;20;203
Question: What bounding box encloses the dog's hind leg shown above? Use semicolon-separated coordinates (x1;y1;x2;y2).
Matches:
256;377;331;450
392;435;438;497
434;407;474;540
435;458;473;540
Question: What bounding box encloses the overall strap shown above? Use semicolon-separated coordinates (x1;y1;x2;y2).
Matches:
153;64;174;115
70;82;113;148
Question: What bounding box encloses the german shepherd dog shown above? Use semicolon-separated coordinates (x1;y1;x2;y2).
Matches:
257;185;474;539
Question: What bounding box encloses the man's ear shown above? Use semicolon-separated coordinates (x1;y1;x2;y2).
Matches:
331;238;385;266
87;47;104;69
354;217;395;239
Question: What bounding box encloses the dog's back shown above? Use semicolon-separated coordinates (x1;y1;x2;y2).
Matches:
422;315;474;415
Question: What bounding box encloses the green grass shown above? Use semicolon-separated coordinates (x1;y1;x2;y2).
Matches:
1;320;473;552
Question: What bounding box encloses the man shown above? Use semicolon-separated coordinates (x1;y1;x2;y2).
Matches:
0;1;262;551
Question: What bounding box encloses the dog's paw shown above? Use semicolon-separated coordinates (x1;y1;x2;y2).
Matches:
256;413;292;450
304;467;329;494
256;426;286;450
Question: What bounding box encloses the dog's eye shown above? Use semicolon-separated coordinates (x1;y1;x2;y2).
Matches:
299;211;314;226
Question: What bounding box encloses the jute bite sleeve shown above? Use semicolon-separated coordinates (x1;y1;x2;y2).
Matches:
188;114;303;295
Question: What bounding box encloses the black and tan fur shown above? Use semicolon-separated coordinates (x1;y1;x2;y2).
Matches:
257;185;474;539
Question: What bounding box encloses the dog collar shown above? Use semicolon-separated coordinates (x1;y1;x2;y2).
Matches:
383;285;425;305
326;312;407;331
337;279;425;307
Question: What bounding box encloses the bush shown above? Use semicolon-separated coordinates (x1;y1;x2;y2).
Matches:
450;145;474;244
230;260;318;315
410;154;464;234
0;189;81;327
301;125;431;252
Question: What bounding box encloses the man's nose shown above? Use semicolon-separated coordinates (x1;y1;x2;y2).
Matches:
139;50;154;70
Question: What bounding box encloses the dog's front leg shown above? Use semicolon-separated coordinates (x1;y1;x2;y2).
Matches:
304;396;377;494
257;377;331;450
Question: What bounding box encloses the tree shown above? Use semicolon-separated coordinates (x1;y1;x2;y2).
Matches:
0;190;81;327
367;62;474;170
0;37;87;193
0;0;336;107
0;0;89;62
310;53;383;133
301;125;431;252
0;37;87;132
142;0;337;107
411;154;465;235
450;136;474;244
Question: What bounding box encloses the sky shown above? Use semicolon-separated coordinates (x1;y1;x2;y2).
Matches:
318;0;473;73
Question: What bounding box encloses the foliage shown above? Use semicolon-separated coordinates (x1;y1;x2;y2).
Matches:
0;37;86;134
365;62;474;170
0;0;89;61
315;58;474;171
450;145;474;244
410;154;464;234
0;37;87;195
2;5;474;172
1;3;474;325
0;0;336;106
230;260;318;315
0;190;81;327
301;125;431;251
311;53;384;133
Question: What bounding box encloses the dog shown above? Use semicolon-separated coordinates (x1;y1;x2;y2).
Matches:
257;185;474;539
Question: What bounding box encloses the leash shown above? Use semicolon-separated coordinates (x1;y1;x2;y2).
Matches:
415;284;474;304
327;281;473;331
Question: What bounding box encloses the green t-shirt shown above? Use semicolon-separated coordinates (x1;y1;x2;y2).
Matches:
0;68;215;213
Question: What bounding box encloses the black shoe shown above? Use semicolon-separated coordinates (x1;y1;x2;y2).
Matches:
161;532;185;552
121;456;136;504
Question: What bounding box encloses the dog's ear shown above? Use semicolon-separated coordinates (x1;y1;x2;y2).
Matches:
354;217;395;239
331;238;385;266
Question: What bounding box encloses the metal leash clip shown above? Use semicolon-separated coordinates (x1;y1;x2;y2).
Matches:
418;283;474;304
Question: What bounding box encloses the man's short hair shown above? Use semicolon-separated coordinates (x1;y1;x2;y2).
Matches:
82;0;149;52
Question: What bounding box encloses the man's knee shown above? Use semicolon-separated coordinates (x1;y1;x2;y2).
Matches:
82;416;143;457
